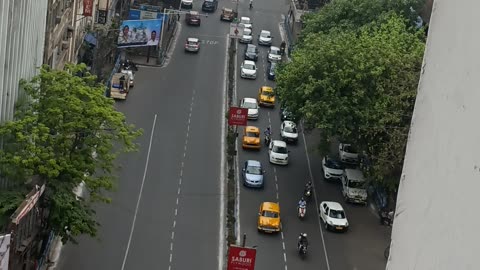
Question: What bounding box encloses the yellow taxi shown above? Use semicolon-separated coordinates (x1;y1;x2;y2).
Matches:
257;202;281;233
242;126;261;149
258;86;276;107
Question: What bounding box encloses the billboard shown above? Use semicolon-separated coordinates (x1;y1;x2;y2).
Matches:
117;19;162;48
228;107;248;126
128;9;166;20
83;0;94;16
227;245;257;270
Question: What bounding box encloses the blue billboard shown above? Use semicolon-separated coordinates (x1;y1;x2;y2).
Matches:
117;19;163;48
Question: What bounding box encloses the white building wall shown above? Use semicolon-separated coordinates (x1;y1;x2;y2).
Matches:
388;0;480;269
0;0;48;122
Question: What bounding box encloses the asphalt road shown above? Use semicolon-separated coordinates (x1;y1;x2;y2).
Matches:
235;1;391;270
57;4;229;270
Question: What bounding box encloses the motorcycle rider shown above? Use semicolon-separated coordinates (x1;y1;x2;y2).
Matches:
249;0;253;9
298;197;307;208
304;181;312;194
297;233;308;250
264;127;272;145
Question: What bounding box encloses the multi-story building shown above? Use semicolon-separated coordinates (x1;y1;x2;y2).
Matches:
0;0;48;123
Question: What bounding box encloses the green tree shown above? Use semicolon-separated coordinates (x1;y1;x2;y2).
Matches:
276;14;425;186
301;0;425;37
0;64;142;243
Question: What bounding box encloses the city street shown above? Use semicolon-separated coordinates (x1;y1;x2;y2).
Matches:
235;1;391;270
57;6;229;270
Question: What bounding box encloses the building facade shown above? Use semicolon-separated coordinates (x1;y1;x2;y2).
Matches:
0;0;48;123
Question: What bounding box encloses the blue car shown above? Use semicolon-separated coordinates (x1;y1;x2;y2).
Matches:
267;62;276;81
242;160;265;188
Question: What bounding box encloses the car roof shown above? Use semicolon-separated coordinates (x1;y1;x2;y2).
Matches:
261;30;271;34
261;86;273;91
241;16;250;20
223;7;233;11
245;126;260;132
243;97;257;103
189;11;199;14
270;46;280;50
243;60;256;65
322;201;344;211
247;44;256;48
261;202;280;212
283;120;296;127
344;168;365;181
272;140;287;147
187;37;199;42
246;160;261;167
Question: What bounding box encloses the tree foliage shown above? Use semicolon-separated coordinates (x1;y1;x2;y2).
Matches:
301;0;425;38
276;14;425;187
0;64;142;243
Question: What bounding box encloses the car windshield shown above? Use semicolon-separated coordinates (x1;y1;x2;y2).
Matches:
244;28;252;35
187;40;198;45
262;210;279;218
260;32;270;38
246;165;262;175
329;209;346;219
241;18;250;24
348;180;366;189
326;159;343;169
344;145;357;153
270;48;280;54
242;101;257;109
247;46;256;53
243;63;255;70
246;132;259;137
272;146;287;154
284;126;297;133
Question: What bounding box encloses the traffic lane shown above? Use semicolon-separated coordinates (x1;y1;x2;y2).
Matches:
166;33;227;269
305;129;390;270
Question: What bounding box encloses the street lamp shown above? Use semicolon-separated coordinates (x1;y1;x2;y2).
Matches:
156;8;209;65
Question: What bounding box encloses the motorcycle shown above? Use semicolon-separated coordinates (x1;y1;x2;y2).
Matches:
304;186;312;201
264;134;271;146
298;243;307;258
298;205;306;219
379;209;394;226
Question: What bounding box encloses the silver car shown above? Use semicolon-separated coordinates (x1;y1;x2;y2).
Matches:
242;160;264;188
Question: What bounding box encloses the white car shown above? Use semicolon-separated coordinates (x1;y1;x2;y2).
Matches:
322;156;344;180
181;0;193;9
319;201;349;232
269;140;289;165
339;143;359;164
258;30;272;46
268;46;282;62
280;121;298;143
240;97;259;120
239;28;253;44
239;17;252;29
240;60;257;79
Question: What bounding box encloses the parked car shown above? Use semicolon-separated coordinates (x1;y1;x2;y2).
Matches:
257;202;281;233
339;143;359;164
202;0;218;11
341;169;368;204
242;126;261;149
186;11;201;25
220;7;236;21
268;46;281;62
269;140;289;165
322;156;344;180
244;44;258;61
181;0;193;9
184;37;200;53
267;62;276;80
258;86;275;107
240;97;259;120
279;106;296;122
239;17;252;29
280;121;298;143
319;201;349;232
240;60;257;79
239;28;253;44
242;160;265;188
258;30;272;46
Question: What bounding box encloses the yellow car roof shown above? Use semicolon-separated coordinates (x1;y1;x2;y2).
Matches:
261;202;280;212
245;126;260;132
260;86;273;92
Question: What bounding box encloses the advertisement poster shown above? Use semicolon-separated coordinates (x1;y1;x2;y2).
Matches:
83;0;94;16
227;245;256;270
117;19;162;48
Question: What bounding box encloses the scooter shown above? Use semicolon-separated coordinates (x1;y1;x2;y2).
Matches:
304;186;312;201
298;243;307;258
298;205;306;219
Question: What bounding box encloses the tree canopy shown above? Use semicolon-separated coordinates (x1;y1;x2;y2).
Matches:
276;13;425;187
0;64;142;243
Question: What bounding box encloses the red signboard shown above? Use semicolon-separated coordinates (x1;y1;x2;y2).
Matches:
227;245;257;270
228;107;248;126
83;0;94;17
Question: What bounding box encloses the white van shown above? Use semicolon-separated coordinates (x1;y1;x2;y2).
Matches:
341;168;367;205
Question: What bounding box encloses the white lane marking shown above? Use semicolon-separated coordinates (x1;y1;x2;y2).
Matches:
283;252;287;262
170;242;174;251
169;253;172;262
218;33;229;270
173;220;176;228
120;114;157;270
282;242;286;250
171;231;175;240
281;232;284;240
268;112;271;124
301;126;331;270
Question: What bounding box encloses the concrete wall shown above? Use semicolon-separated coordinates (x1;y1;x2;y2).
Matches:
388;0;480;269
0;0;48;123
